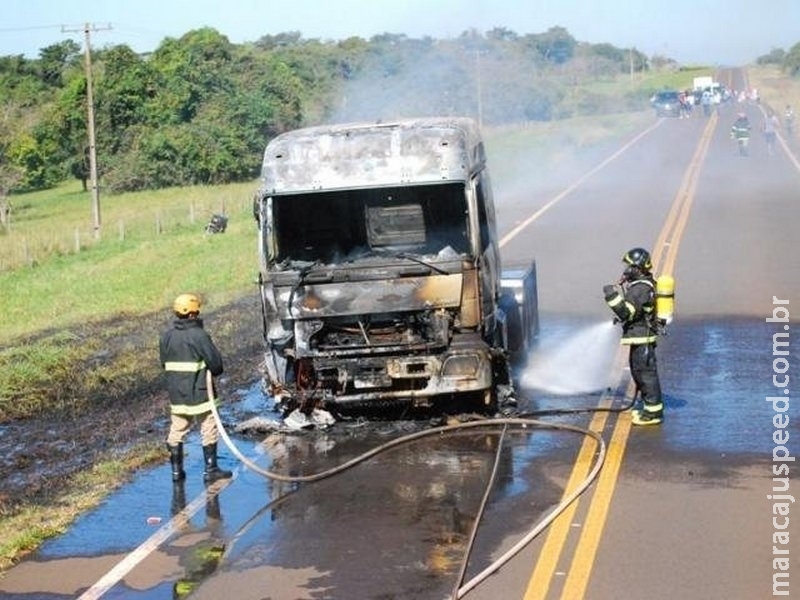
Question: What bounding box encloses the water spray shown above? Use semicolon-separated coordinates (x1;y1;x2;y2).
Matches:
519;320;620;395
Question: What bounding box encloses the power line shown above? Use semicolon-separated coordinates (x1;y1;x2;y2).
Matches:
0;24;65;33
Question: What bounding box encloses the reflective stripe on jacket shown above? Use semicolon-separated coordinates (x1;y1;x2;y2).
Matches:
605;278;658;345
731;120;751;139
159;317;223;414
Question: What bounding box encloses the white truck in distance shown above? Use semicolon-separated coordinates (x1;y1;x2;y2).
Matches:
693;76;714;91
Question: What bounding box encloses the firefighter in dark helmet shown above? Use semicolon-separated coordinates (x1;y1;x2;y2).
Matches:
603;248;664;425
160;293;233;482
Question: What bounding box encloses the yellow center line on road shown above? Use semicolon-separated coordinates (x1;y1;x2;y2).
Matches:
522;399;611;600
553;112;718;600
557;382;634;599
523;342;630;600
654;111;718;276
522;113;717;600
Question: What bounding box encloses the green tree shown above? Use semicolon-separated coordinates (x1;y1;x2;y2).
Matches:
37;40;81;87
757;48;786;65
149;28;235;123
784;42;800;76
0;54;49;106
39;72;92;189
0;23;713;195
95;45;156;134
0;105;25;200
525;26;577;64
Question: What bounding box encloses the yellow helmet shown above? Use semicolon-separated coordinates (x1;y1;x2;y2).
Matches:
173;293;201;316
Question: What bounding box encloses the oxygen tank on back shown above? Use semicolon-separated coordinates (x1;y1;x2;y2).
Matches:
655;274;675;328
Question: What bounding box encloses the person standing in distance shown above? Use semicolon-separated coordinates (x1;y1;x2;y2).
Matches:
603;248;664;426
763;109;780;156
160;293;232;482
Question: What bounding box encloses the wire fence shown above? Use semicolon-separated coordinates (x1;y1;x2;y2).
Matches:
0;194;252;272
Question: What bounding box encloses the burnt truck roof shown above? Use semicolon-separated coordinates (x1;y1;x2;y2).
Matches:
258;117;486;194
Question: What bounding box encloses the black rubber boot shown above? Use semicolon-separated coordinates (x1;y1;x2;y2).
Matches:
171;481;186;516
167;443;186;482
205;491;221;521
202;443;232;483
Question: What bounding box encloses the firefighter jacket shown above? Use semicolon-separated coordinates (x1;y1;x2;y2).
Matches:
730;118;751;140
159;317;224;415
604;276;658;345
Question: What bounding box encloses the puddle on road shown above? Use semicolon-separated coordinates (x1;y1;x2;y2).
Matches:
657;316;798;455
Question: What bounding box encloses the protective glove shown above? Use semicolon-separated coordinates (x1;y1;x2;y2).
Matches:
602;284;617;298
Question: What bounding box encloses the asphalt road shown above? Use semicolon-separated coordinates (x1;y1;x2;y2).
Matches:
2;68;798;600
473;67;800;600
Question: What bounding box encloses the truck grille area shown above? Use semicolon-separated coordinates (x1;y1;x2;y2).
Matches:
315;356;433;394
299;311;450;355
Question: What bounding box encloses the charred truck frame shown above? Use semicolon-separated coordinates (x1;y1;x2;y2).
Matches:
253;117;538;414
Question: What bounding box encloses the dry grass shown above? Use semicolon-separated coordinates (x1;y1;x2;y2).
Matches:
747;65;800;126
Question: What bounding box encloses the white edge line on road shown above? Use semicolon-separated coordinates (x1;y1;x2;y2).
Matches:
77;475;237;599
499;120;663;249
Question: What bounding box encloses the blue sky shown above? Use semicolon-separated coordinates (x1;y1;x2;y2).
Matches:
1;0;798;65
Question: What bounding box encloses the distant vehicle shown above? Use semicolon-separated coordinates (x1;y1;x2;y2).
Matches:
651;90;682;117
692;76;714;92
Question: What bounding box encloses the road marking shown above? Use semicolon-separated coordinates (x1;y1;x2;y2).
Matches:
654;112;718;276
558;383;634;599
77;477;234;600
522;342;628;600
523;400;611;600
498;121;663;249
554;113;718;600
519;112;717;599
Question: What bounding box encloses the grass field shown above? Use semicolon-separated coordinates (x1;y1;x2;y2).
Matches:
1;180;258;334
747;65;800;123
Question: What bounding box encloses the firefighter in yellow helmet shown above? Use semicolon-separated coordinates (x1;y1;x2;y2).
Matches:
160;294;232;482
603;248;664;425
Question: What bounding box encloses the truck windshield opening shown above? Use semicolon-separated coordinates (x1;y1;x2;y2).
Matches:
271;183;470;264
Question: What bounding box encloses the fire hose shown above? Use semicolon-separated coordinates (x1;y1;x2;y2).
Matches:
207;371;607;597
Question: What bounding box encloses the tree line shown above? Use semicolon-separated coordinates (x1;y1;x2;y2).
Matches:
1;25;796;197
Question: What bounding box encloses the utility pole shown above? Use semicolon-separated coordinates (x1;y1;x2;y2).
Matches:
474;50;483;129
62;23;111;239
629;47;634;82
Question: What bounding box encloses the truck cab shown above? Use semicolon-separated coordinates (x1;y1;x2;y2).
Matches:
253;117;537;415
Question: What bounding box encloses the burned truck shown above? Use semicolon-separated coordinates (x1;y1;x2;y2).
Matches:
253;117;538;415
